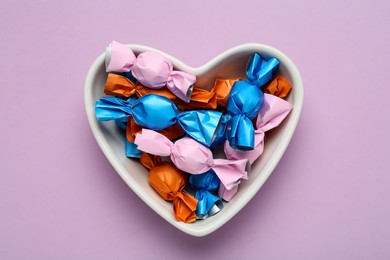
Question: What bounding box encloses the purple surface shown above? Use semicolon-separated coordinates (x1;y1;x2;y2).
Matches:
1;0;389;259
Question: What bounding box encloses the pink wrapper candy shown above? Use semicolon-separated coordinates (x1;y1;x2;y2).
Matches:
105;41;196;102
134;129;249;191
224;93;293;165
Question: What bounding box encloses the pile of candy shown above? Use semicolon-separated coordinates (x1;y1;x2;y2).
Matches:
95;41;293;223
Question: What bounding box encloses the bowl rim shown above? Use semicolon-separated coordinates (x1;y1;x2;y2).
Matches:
84;43;304;237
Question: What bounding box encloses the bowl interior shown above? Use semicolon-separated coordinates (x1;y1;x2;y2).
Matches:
84;44;304;237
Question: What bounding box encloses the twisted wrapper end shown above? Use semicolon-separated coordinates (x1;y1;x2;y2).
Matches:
217;160;250;201
194;190;223;220
104;73;138;97
134;129;173;157
105;41;136;73
177;110;222;147
263;75;292;99
246;53;280;88
227;114;256;151
173;193;198;223
166;71;196;103
95;96;136;122
189;170;223;219
211;158;249;191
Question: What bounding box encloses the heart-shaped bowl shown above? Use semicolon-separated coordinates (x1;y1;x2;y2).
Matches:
84;43;303;237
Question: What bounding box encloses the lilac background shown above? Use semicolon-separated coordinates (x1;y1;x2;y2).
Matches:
1;0;389;259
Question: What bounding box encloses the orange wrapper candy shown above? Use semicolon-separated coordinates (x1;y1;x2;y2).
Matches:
104;73;179;102
179;78;241;110
262;75;292;99
140;153;198;223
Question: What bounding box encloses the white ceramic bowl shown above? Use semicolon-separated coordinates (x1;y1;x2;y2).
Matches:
84;44;304;237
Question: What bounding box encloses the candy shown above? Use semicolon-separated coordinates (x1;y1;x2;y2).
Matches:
222;53;280;151
96;42;294;223
106;41;196;102
224;94;293;164
104;73;240;112
140;153;198;223
134;129;249;191
95;94;221;146
226;80;263;150
104;73;178;102
188;170;223;219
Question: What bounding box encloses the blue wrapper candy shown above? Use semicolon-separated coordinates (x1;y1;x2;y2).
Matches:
189;170;223;219
95;94;222;147
226;81;263;150
225;53;279;151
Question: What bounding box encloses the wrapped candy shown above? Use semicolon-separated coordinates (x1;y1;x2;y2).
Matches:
105;41;196;102
224;93;293;164
178;78;241;111
104;73;179;102
263;75;292;99
95;94;221;146
134;129;249;192
223;53;280;151
140;153;198;223
96;42;294;223
104;73;241;112
188;170;223;219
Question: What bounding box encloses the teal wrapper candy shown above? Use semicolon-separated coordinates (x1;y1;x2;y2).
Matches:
95;94;222;147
